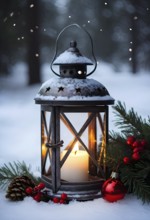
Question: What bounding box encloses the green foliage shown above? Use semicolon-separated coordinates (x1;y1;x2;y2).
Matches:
0;161;41;189
108;101;150;203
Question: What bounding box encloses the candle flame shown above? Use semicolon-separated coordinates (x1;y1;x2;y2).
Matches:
73;142;79;154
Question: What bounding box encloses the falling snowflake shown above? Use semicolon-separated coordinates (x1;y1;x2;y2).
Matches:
3;17;8;22
13;23;16;27
30;29;34;33
134;16;138;20
104;2;108;5
87;20;90;23
68;15;71;19
129;48;132;52
100;29;103;32
129;28;132;31
35;53;39;57
129;57;132;61
10;12;14;17
44;28;46;32
17;37;20;41
130;41;133;44
30;4;34;8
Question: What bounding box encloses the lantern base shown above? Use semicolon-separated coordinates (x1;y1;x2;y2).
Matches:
42;176;104;201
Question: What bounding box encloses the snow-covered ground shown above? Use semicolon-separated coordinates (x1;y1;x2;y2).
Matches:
0;62;150;220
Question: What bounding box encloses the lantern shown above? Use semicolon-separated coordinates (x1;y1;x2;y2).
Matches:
35;24;114;200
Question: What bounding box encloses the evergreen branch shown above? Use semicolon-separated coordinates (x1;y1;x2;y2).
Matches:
112;101;149;137
120;165;150;203
0;161;41;189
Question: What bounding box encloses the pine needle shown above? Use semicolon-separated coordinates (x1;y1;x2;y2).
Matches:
0;161;41;189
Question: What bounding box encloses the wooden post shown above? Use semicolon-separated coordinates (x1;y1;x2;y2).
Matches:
88;113;97;176
51;107;60;193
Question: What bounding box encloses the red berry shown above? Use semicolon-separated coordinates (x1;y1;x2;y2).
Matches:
61;193;68;200
25;187;33;195
132;152;140;161
53;197;60;203
123;157;130;164
38;182;45;190
33;193;41;202
133;147;143;153
127;136;135;145
140;139;147;147
132;140;141;149
59;199;66;204
34;186;39;192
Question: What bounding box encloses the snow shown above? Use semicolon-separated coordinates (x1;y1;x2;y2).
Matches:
35;77;114;101
53;50;93;64
0;62;150;220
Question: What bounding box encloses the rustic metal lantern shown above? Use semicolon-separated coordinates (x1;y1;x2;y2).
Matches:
35;24;114;200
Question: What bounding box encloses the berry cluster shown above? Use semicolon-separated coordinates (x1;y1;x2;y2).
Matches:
53;193;68;204
26;182;68;204
26;182;46;202
123;136;147;164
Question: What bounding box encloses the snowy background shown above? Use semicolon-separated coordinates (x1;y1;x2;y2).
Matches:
0;62;150;220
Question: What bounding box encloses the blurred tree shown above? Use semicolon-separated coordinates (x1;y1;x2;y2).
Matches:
26;0;41;85
0;0;26;75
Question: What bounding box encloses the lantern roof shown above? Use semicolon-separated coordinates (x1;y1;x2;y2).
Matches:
35;77;114;105
53;41;93;65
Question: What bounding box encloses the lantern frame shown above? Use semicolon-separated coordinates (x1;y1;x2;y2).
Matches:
35;98;114;200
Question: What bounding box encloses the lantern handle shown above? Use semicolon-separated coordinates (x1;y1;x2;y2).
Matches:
50;23;97;77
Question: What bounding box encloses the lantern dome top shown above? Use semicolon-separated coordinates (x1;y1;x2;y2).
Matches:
53;41;93;65
35;77;114;105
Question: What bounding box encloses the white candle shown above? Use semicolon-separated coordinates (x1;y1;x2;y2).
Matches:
61;143;89;182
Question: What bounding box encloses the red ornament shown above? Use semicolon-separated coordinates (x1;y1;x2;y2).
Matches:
38;182;46;190
127;136;135;145
102;172;126;202
132;152;140;161
123;157;130;164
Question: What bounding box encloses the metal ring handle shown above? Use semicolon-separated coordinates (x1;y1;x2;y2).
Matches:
50;23;97;77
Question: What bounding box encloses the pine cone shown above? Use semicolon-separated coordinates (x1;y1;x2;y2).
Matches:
6;175;35;201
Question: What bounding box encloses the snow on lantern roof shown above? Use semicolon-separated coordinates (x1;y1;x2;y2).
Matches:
35;77;114;105
53;41;93;65
53;51;93;65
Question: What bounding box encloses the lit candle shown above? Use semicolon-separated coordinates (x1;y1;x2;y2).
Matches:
61;142;89;182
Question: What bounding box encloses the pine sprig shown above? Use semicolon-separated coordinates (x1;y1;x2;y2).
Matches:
108;101;150;203
0;161;41;189
120;163;150;203
112;101;150;138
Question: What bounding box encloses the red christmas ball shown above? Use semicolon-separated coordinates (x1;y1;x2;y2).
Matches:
126;136;135;145
102;176;126;202
123;157;130;164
